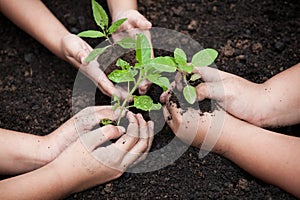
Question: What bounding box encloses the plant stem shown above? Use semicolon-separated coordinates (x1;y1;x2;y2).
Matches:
116;70;145;125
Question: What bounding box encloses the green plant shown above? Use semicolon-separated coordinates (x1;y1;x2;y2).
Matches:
173;48;218;104
78;0;135;62
79;0;218;125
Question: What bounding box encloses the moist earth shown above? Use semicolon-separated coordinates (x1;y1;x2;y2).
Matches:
0;0;299;199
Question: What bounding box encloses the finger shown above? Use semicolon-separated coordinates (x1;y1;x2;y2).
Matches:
164;94;183;125
128;14;152;29
138;79;151;95
82;125;125;151
78;43;93;64
175;72;183;91
160;81;175;103
195;81;225;102
114;112;139;148
193;67;229;82
121;118;153;168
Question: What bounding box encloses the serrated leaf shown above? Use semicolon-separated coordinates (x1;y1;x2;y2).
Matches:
108;69;135;83
151;103;162;110
116;58;131;70
183;85;197;104
174;48;187;66
92;0;108;30
108;18;127;34
136;33;151;63
117;37;136;49
77;30;105;38
192;48;218;67
147;56;177;73
134;95;154;111
190;73;201;81
84;46;108;62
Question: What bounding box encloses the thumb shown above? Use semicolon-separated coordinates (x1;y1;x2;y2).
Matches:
196;81;225;102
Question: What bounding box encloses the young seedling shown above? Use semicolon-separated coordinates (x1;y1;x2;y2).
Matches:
109;33;176;125
78;0;135;62
173;48;218;104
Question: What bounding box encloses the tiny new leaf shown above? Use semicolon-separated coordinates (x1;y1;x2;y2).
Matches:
190;73;201;81
108;18;127;34
191;48;218;67
183;85;197;104
151;103;162;110
100;118;113;126
92;0;108;30
77;30;105;38
116;58;131;70
136;33;151;64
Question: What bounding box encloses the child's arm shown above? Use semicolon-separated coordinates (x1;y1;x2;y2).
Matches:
195;63;300;127
162;97;300;198
0;112;154;200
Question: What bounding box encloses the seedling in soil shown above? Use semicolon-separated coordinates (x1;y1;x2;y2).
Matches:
173;48;218;104
78;0;135;62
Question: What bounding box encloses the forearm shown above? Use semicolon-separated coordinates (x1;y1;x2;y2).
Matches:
107;0;137;19
0;0;69;59
259;63;300;126
0;163;67;200
0;128;56;175
219;118;300;198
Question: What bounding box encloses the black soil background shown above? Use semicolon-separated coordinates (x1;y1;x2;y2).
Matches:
1;0;300;199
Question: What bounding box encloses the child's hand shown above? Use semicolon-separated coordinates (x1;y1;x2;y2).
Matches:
113;9;152;32
161;92;233;153
50;112;154;194
61;34;93;69
193;67;268;127
47;106;125;161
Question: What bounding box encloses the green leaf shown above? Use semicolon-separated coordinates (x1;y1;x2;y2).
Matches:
117;37;136;49
181;64;194;74
147;56;177;73
92;0;108;30
108;69;135;83
77;30;105;38
183;85;197;104
84;46;108;62
133;95;154;111
147;74;170;91
191;48;218;67
190;73;201;81
108;18;127;34
151;103;162;110
116;58;131;70
100;118;113;125
136;33;151;64
174;48;187;66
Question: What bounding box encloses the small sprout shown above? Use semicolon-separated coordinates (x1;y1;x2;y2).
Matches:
100;118;113;126
190;73;201;81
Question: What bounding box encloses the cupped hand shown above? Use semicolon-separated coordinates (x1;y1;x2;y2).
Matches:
61;34;93;69
193;67;269;127
161;91;232;153
112;9;152;32
51;111;154;194
47;106;125;161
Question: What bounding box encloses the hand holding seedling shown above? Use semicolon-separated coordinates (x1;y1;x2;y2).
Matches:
48;111;153;196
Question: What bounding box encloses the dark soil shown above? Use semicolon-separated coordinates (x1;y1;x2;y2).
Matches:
1;0;300;199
